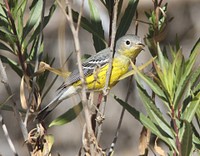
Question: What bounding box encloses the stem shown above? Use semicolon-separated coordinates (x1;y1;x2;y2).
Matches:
0;113;18;156
4;0;28;75
57;0;96;154
96;0;119;143
171;105;181;156
0;59;32;154
108;10;139;155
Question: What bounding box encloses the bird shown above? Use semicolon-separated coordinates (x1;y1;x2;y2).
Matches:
36;34;144;121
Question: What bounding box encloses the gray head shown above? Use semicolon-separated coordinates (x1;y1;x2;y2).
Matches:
115;34;144;59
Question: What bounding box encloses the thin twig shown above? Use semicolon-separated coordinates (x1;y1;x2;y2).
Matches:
0;112;18;156
108;77;134;156
0;59;32;153
96;0;119;143
108;11;140;155
3;0;28;75
57;0;96;154
25;0;46;126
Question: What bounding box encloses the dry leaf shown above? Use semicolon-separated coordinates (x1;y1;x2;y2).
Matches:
33;61;70;79
139;127;151;155
28;124;54;156
20;75;27;109
154;137;166;156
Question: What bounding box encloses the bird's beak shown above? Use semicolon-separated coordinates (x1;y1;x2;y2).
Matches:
136;42;145;50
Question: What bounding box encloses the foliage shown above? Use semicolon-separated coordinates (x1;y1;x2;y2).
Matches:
115;1;200;155
0;0;199;156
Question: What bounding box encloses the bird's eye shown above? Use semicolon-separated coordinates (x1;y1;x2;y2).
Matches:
125;40;131;46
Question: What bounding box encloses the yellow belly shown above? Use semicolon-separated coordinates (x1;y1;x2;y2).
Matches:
73;58;129;90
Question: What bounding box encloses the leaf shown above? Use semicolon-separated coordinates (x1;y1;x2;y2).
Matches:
49;102;83;127
0;55;23;77
174;38;200;109
0;26;17;44
38;57;56;98
137;82;175;138
114;95;177;151
193;134;200;150
16;0;28;39
88;0;105;52
154;137;166;156
22;0;43;41
182;92;200;122
0;4;7;17
27;3;56;47
131;62;167;101
118;57;156;81
72;10;107;48
104;0;114;13
0;41;13;52
181;121;193;156
20;75;27;109
34;61;70;79
116;0;139;39
139;127;150;155
43;134;54;154
190;67;200;92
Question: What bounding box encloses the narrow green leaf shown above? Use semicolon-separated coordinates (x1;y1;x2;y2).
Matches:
117;0;123;18
16;0;27;39
0;4;6;17
193;134;200;150
116;0;139;39
190;67;200;92
104;0;114;13
0;55;23;77
196;105;200;120
132;64;167;101
174;38;200;109
22;0;43;41
0;26;16;43
88;0;105;52
114;95;177;151
181;121;193;156
49;102;83;127
137;82;175;138
72;10;106;47
0;42;13;52
16;0;27;15
27;3;56;47
182;92;200;122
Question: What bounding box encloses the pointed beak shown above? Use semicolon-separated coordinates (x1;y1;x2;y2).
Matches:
136;42;145;50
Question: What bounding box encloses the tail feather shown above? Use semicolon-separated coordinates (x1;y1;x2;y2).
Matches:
36;95;61;121
36;86;78;121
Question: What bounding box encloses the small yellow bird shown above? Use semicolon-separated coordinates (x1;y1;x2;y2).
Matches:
37;34;144;120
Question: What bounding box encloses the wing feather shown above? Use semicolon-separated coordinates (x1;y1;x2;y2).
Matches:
59;49;110;89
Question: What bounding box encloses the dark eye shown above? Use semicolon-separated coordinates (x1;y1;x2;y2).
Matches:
125;40;131;46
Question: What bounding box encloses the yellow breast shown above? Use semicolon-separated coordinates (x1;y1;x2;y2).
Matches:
73;56;130;90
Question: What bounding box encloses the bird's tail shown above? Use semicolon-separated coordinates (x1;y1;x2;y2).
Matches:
36;85;78;121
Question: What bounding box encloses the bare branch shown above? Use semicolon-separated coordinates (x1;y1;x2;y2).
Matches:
57;0;96;154
0;113;18;156
108;10;140;155
96;0;119;143
0;59;32;153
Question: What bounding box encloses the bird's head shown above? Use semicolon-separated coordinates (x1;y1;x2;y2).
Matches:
115;34;144;59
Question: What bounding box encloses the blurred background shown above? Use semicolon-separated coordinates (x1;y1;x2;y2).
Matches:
0;0;200;155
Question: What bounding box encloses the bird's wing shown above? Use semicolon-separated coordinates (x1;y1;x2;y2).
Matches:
58;49;111;89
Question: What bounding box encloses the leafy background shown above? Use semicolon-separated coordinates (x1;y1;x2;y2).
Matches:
0;0;200;155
